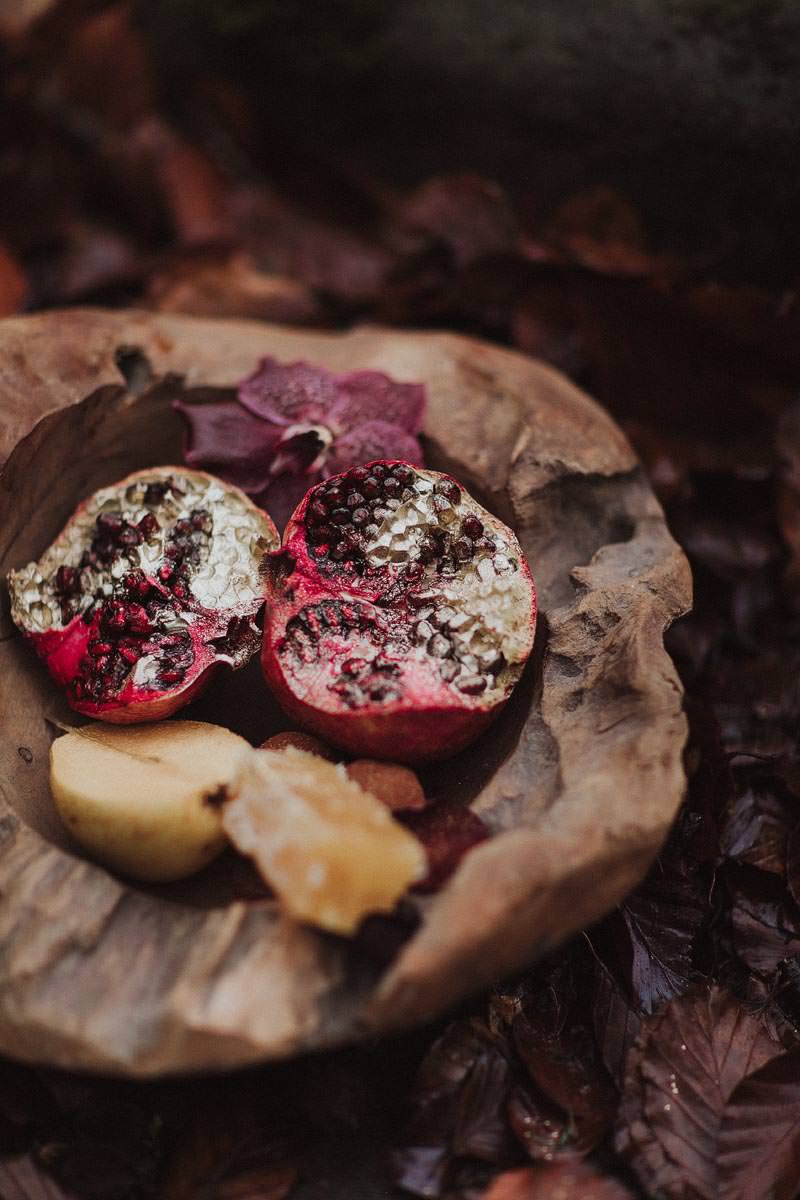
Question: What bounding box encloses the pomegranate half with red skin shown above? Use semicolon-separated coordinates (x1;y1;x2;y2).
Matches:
261;461;536;763
8;467;278;722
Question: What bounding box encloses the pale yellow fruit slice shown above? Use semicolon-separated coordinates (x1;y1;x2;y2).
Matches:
223;747;427;934
50;720;251;882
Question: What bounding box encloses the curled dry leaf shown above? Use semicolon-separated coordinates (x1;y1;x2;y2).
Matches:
393;1019;518;1198
615;985;787;1200
0;1156;75;1200
146;249;320;325
222;747;426;934
716;1050;800;1200
719;774;796;876
481;1162;635;1200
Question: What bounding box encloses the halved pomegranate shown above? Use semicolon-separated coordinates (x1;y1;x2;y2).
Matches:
261;461;537;763
8;467;278;722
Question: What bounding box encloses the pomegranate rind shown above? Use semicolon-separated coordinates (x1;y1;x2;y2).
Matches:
222;747;427;934
8;466;278;723
50;720;252;882
261;461;537;763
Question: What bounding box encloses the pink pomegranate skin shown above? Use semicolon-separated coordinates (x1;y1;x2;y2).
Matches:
261;461;536;764
8;467;278;723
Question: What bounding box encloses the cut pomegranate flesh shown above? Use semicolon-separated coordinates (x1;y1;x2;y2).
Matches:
261;461;537;763
8;467;278;722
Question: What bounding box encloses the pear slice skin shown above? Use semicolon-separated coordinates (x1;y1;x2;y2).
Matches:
50;720;251;881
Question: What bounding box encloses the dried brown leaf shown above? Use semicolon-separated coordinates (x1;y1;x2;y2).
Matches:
615;986;785;1199
717;1051;800;1200
481;1162;634;1199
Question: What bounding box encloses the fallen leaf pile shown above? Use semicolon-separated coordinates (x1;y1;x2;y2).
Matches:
2;3;800;1198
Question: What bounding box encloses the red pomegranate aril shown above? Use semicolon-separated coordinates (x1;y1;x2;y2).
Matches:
158;565;173;583
346;491;366;509
462;515;484;538
325;486;344;507
435;479;461;505
349;466;371;484
55;565;78;594
261;460;537;763
89;641;112;657
137;512;160;538
159;668;185;684
97;511;123;534
331;508;351;526
457;675;487;694
308;500;328;524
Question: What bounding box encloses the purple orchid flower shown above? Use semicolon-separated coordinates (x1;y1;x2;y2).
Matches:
174;357;426;528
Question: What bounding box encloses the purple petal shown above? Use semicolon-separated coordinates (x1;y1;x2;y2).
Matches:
238;357;337;425
255;471;322;530
326;421;424;476
173;396;283;493
332;370;426;434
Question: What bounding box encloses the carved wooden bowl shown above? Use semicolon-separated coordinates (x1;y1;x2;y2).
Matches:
0;310;691;1075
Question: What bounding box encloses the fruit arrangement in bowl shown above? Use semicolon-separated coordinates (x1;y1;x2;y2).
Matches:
0;310;689;1075
7;427;537;933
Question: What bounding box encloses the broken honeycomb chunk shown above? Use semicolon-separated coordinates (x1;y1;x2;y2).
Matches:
223;747;426;934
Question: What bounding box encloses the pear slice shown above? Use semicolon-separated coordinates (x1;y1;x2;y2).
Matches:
223;747;427;934
50;720;251;881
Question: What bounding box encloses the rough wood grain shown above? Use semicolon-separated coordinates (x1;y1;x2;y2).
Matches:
0;309;691;1075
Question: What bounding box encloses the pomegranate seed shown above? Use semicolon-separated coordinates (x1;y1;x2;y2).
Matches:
158;565;173;582
462;515;484;538
435;479;461;504
346;491;366;509
138;512;160;538
457;675;487;695
55;565;78;594
349;466;370;484
118;525;142;547
159;668;185;684
428;633;452;658
393;465;416;486
308;500;328;524
362;476;380;498
172;584;187;599
351;507;370;526
383;478;400;498
454;537;473;560
331;508;351;526
372;464;387;480
330;541;352;561
118;646;140;665
97;511;123;533
88;641;113;657
325;486;344;507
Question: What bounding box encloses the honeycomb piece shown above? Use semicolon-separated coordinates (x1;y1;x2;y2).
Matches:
223;747;426;934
